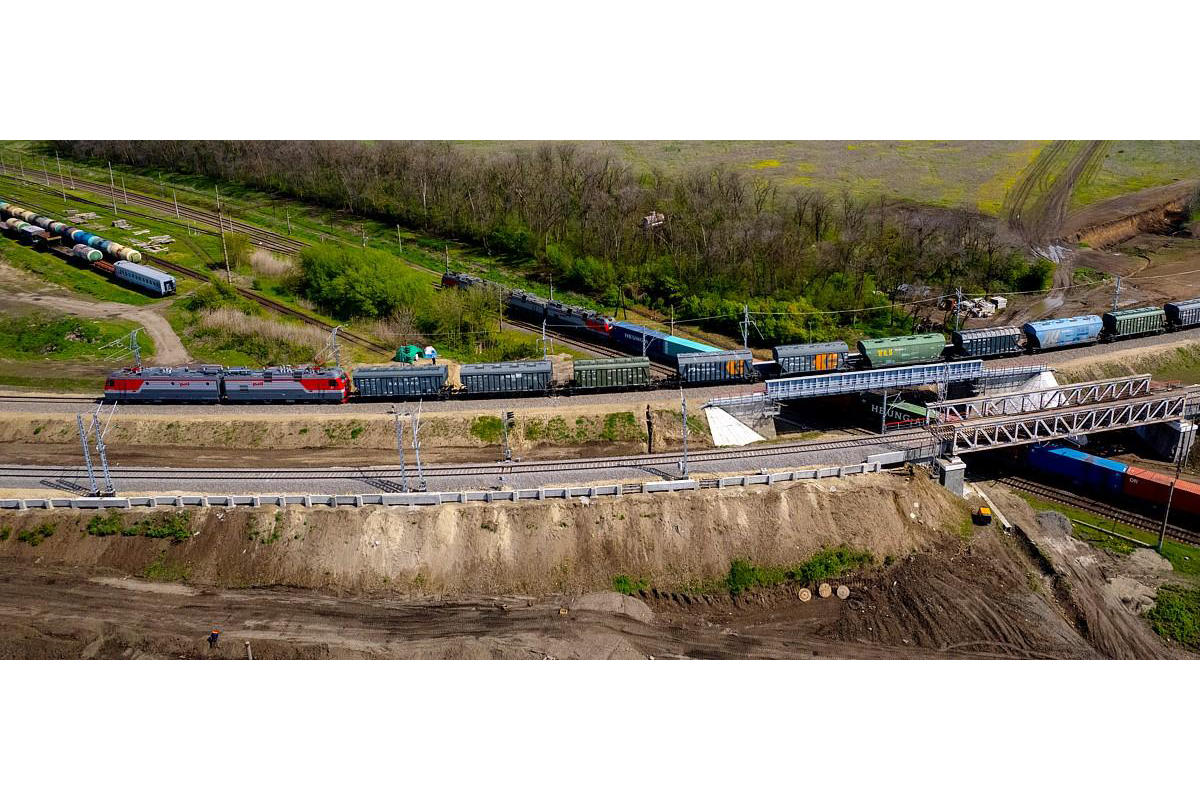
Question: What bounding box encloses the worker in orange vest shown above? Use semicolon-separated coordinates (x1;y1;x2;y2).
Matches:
208;629;220;649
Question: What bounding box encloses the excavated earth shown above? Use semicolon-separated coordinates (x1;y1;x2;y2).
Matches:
0;471;1187;659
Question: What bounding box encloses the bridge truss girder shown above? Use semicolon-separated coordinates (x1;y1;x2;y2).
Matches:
939;390;1194;454
927;374;1152;423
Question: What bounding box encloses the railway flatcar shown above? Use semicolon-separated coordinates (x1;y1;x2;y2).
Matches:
1165;298;1200;329
952;326;1023;358
772;341;849;375
676;349;753;384
856;333;946;368
353;364;448;399
223;366;349;403
103;366;223;403
1102;306;1166;339
113;260;176;296
1021;315;1102;350
459;359;552;395
571;357;651;390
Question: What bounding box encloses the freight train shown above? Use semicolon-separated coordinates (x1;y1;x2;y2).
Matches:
1027;445;1200;524
441;271;723;364
770;303;1200;376
442;270;1200;380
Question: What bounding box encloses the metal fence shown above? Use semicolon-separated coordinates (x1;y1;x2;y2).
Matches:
0;462;885;511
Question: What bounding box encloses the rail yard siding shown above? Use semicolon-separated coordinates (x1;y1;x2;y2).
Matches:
0;462;885;510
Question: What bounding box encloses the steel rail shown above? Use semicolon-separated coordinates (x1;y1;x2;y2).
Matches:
0;430;934;481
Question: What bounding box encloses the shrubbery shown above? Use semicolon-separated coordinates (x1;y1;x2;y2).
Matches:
298;244;433;320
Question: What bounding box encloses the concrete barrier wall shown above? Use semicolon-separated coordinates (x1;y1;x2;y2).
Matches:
0;461;884;512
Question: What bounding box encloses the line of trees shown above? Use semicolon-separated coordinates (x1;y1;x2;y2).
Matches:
56;141;1047;339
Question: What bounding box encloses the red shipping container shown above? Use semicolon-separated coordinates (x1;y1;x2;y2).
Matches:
1123;467;1200;517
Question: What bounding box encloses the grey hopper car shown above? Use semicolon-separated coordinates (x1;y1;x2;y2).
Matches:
772;341;849;375
572;356;651;390
676;349;753;384
459;359;552;395
952;326;1023;358
1165;298;1200;329
353;365;448;398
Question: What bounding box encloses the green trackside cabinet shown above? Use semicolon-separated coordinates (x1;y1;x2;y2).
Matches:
1102;306;1167;338
856;333;947;368
393;345;423;363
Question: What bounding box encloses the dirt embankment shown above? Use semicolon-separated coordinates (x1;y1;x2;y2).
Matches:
0;472;966;595
1063;179;1198;249
0;407;706;466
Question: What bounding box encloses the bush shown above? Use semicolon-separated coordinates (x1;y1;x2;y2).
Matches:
298;244;433;319
17;523;54;547
180;280;259;315
85;511;193;542
726;546;873;596
612;575;649;595
87;510;124;537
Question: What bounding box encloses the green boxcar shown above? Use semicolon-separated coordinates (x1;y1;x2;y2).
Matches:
572;356;651;389
1102;306;1166;338
856;334;947;368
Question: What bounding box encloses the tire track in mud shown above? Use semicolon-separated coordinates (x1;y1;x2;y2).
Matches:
1004;140;1109;246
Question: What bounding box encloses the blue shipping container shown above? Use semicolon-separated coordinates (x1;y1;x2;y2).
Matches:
1027;445;1127;495
662;333;721;356
1021;315;1103;349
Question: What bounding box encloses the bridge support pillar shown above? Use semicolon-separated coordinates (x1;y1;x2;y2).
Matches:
937;457;966;498
1134;420;1196;464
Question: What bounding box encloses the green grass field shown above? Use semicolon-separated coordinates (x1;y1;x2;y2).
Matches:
455;140;1200;215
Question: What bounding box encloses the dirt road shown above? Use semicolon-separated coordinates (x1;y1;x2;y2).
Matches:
4;291;189;364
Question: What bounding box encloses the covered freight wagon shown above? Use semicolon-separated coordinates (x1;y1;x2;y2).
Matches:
459;359;552;395
773;341;850;375
572;356;651;390
856;333;946;368
103;366;223;403
952;326;1023;358
676;348;753;384
353;365;448;398
113;261;176;296
1165;298;1200;329
1027;445;1126;495
1102;306;1166;338
1021;315;1102;350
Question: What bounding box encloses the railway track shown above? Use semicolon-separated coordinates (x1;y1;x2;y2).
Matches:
137;254;393;357
994;475;1198;547
0;165;303;255
501;316;677;379
0;429;933;482
0;394;100;404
